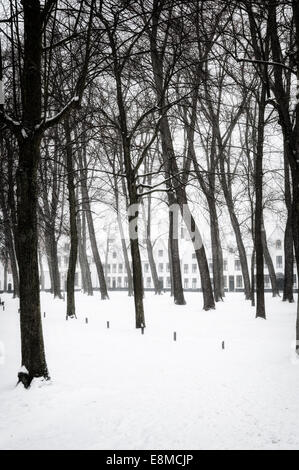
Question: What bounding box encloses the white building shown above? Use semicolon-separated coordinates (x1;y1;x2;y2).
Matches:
0;225;296;294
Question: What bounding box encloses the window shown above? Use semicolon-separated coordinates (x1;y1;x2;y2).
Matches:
158;277;164;288
184;278;189;289
107;277;111;288
124;277;128;287
118;263;123;273
117;277;122;287
107;264;111;273
223;260;227;271
192;253;196;259
146;277;151;288
192;278;197;289
113;252;117;259
184;264;189;274
166;263;170;272
158;250;163;257
112;264;117;273
276;256;283;269
236;275;243;288
192;264;197;273
159;263;164;273
223;276;227;288
167;277;171;287
144;263;149;273
235;260;241;271
275;239;282;249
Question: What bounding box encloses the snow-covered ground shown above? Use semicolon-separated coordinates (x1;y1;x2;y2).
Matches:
0;291;298;450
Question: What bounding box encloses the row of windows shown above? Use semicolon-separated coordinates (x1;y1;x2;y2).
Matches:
106;274;298;289
58;256;287;274
59;272;297;290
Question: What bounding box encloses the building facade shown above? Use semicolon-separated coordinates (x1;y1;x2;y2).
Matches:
0;225;297;293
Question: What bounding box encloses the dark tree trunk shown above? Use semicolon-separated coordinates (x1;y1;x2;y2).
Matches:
251;248;255;307
208;198;224;302
77;209;93;295
261;223;280;297
17;135;49;382
169;204;186;305
219;161;251;300
45;225;62;298
45;235;54;293
117;217;134;296
146;238;161;294
168;236;174;297
0;169;19;297
50;230;62;298
15;0;49;385
3;257;8;292
255;89;266;319
268;0;299;349
38;250;45;291
283;157;294;302
108;30;146;328
79;154;108;299
64;118;78;318
150;27;213;309
141;195;161;295
114;178;134;296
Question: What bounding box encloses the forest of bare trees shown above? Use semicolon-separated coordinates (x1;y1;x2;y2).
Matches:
0;0;298;388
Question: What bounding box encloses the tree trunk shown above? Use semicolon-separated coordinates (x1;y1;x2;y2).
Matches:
64;118;78;318
3;257;8;292
261;223;280;297
283;157;294;302
208;198;224;302
219;163;251;300
168;236;174;297
16;0;49;386
79;160;108;299
17;136;49;383
169;204;186;304
0;181;19;297
251;248;255;307
77;209;93;295
150;29;213;309
114;178;134;296
255;89;266;319
38;250;45;291
44;234;54;293
117;217;134;296
141;197;161;295
47;225;62;298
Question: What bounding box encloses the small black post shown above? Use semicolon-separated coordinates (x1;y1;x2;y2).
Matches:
44;312;46;318
66;315;68;321
107;321;110;329
222;340;225;350
174;332;177;342
141;326;144;335
85;317;88;324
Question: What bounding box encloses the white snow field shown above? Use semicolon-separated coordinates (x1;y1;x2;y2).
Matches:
0;291;298;450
